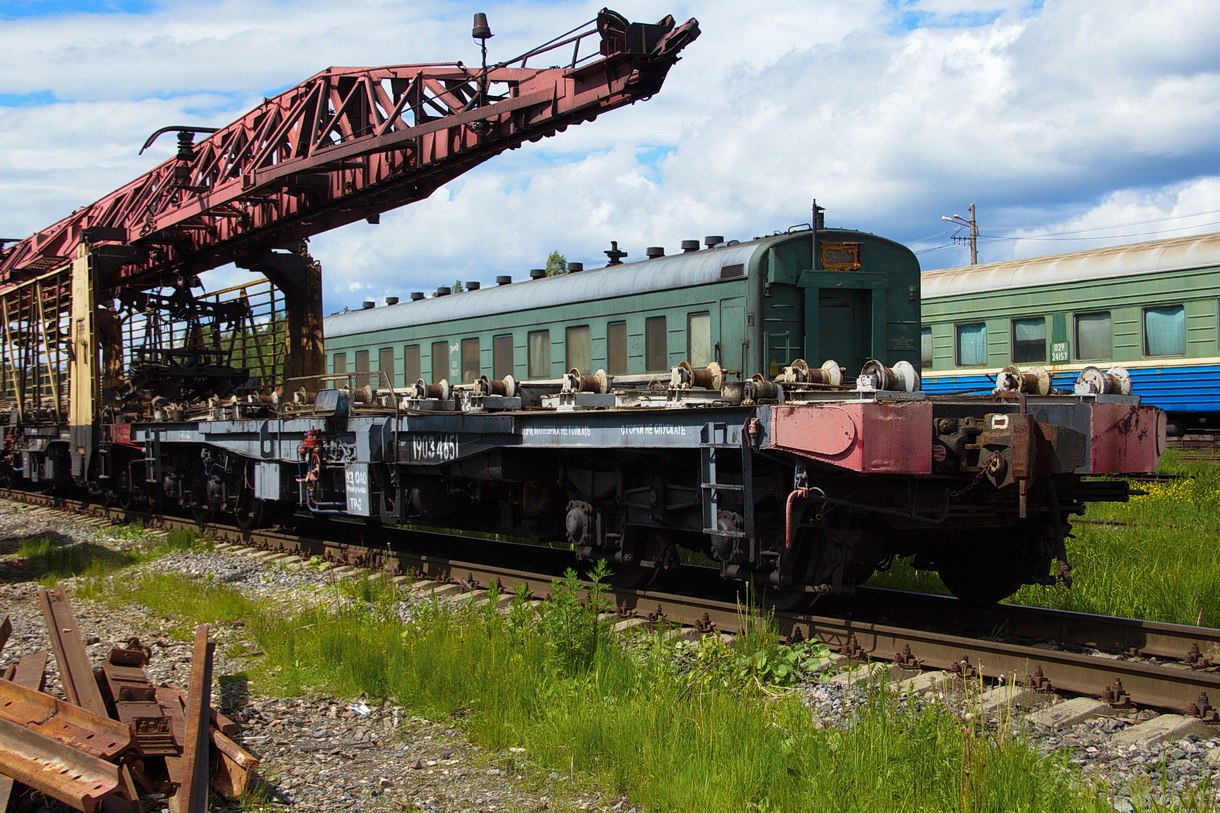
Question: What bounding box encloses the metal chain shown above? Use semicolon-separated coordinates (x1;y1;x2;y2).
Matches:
948;451;1002;498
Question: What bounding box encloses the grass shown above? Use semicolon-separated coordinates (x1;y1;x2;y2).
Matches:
867;451;1220;626
13;525;209;587
77;563;1189;813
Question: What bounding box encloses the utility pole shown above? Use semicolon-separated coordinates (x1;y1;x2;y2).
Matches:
941;203;979;265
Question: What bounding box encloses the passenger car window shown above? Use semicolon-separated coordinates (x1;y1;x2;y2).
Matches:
566;326;590;373
645;316;667;372
431;341;449;383
493;334;513;380
920;327;933;369
461;338;480;383
1143;305;1185;356
607;322;627;375
379;347;395;388
1011;318;1046;364
528;330;550;378
1074;312;1112;360
688;313;711;368
403;345;420;385
955;322;987;366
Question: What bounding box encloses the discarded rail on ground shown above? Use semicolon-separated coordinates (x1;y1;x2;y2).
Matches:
0;588;257;813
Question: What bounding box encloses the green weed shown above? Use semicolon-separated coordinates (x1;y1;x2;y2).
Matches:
78;563;1142;813
867;459;1220;626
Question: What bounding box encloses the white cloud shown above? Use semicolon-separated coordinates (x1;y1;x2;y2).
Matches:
1;0;1219;305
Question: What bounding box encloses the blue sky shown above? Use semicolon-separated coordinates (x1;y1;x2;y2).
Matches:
0;0;1217;311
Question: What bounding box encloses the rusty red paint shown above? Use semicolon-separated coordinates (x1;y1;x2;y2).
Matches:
768;401;933;474
1089;403;1166;474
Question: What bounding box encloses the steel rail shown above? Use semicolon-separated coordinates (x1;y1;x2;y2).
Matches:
847;587;1220;664
5;490;1220;716
0;716;138;813
176;625;214;813
37;586;110;719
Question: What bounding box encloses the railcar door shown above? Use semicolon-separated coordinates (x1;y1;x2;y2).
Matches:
816;288;871;373
718;297;746;378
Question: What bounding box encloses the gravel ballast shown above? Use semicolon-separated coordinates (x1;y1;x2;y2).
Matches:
1;501;1219;812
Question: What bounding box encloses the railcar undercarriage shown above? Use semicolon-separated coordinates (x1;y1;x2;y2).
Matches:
0;353;1164;607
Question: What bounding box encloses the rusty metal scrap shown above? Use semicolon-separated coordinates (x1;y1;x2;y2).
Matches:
176;625;214;813
4;650;48;690
0;593;259;812
0;716;139;813
38;586;109;718
0;677;131;759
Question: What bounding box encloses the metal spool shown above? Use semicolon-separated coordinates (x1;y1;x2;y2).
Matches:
475;375;516;397
745;374;781;402
720;380;745;405
777;358;810;383
994;365;1051;396
858;359;920;392
413;378;451;400
779;358;843;387
671;360;723;390
562;368;609;394
1074;365;1132;396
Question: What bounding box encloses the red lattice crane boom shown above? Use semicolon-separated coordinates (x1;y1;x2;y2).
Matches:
0;9;699;289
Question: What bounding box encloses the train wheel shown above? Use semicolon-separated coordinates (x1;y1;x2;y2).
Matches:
233;495;264;532
605;562;658;590
758;586;816;613
934;530;1032;605
189;501;214;528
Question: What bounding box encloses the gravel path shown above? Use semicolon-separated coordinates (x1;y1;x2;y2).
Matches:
1;501;1219;812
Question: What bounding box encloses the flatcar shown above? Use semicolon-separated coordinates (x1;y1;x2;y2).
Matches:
921;233;1220;435
310;217;1161;605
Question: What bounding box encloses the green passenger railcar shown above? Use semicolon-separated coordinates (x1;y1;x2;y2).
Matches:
920;233;1220;433
324;225;921;388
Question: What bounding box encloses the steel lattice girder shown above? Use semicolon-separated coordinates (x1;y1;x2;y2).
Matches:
0;9;699;290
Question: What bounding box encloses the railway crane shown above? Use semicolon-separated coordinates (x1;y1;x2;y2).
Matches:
0;8;700;480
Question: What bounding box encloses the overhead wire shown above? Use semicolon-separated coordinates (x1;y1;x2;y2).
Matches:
914;208;1220;256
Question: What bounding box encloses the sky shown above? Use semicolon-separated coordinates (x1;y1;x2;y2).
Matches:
1;0;1218;313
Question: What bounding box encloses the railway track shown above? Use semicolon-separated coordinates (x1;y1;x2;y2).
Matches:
5;489;1220;726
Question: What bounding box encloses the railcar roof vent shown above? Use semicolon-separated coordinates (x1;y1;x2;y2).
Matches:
467;281;480;290
496;275;512;285
436;286;452;296
410;291;425;301
385;296;399;306
704;235;724;248
604;240;628;266
567;262;583;273
681;240;700;253
529;268;546;279
362;299;375;309
646;246;665;258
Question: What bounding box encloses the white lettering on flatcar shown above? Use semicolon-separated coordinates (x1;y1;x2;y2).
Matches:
619;425;688;437
522;426;592;438
345;466;369;515
408;434;460;462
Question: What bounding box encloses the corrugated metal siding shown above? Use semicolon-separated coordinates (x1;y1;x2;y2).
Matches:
922;364;1220;414
922;233;1220;299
